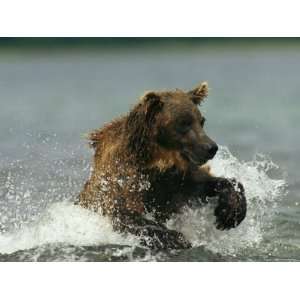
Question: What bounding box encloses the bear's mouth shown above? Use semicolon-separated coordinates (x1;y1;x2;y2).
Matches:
181;150;208;166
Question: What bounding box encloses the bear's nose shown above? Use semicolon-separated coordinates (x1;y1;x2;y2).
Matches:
205;143;218;159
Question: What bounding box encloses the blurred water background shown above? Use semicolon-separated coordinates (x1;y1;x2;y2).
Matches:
0;38;299;261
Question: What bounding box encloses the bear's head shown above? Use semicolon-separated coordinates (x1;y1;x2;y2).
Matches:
126;82;218;170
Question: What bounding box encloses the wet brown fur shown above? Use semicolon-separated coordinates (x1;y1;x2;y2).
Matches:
77;81;247;249
78;84;208;216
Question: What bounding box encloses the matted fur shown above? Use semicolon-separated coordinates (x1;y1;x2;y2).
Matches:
77;81;246;249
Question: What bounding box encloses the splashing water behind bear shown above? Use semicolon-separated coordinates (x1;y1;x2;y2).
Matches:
167;146;286;256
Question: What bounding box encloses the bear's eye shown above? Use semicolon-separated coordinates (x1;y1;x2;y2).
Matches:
177;118;193;134
200;117;206;127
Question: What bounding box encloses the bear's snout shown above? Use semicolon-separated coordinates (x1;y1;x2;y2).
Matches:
203;142;218;159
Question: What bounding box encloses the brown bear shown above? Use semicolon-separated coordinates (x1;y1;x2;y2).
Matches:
77;82;247;250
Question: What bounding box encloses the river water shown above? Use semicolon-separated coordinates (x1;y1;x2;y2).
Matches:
0;41;299;261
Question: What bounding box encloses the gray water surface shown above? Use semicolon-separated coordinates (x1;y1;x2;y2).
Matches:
0;42;299;261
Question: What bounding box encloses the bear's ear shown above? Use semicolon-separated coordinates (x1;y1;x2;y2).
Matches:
140;91;164;122
188;81;209;105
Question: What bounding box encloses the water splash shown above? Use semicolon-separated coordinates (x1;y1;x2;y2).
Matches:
0;145;286;260
167;146;286;256
0;202;138;254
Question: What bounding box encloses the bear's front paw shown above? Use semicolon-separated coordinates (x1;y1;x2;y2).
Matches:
214;179;247;230
140;227;191;250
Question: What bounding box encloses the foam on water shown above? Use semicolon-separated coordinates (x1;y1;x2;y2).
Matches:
0;146;286;259
0;202;139;254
